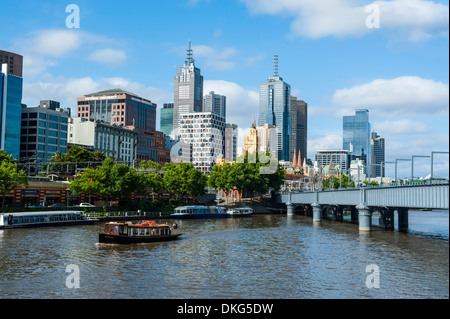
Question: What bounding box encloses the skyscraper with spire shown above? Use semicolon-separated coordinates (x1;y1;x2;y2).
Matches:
258;54;291;161
173;41;204;137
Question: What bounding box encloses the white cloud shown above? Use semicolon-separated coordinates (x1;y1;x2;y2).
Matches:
204;80;259;143
374;119;433;135
11;29;124;77
193;45;238;71
241;0;449;40
22;75;171;114
332;76;449;118
87;49;127;65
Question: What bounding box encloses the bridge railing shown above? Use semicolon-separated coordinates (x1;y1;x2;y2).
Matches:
279;177;449;194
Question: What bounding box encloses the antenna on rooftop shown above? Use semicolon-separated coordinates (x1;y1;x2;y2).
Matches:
186;40;194;64
273;53;279;77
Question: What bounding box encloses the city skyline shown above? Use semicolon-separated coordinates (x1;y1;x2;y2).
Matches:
0;0;448;178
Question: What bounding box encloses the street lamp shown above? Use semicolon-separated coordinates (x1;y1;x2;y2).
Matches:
411;155;430;182
395;158;411;184
431;151;449;181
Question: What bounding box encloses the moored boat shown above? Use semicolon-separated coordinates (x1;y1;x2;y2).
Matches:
0;211;96;229
98;220;182;244
170;206;228;219
226;207;253;217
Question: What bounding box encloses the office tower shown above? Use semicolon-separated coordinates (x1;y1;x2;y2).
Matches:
290;96;307;165
203;91;226;120
343;109;371;172
160;103;174;136
258;54;291;161
1;62;23;160
0;50;23;77
370;131;385;177
20;100;70;175
68;117;137;163
173;41;204;135
179;112;225;174
77;88;169;165
225;123;238;162
315;150;351;171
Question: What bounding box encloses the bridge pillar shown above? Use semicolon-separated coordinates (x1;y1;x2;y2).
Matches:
379;208;395;230
286;203;295;216
350;206;359;224
312;203;322;222
336;206;344;222
357;204;372;232
398;208;409;231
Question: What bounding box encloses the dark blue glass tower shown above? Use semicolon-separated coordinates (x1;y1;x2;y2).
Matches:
343;109;371;171
1;63;23;160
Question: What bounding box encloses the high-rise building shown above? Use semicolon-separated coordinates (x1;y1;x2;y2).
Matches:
173;41;204;135
225;123;238;162
370;131;385;177
20;100;70;175
1;61;23;160
0;50;23;77
203;91;226;120
179;112;225;174
343;109;371;172
77;88;169;165
290;96;307;165
160;103;174;137
258;54;291;161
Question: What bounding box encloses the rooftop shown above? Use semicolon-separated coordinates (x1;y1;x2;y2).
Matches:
84;88;146;100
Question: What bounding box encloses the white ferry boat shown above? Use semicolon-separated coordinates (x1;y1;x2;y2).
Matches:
0;211;97;229
170;206;228;219
226;207;253;217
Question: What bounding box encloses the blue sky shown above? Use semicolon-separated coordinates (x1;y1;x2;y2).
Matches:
1;0;448;178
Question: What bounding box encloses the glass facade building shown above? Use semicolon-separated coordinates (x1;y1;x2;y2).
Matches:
258;55;291;161
20;101;69;175
343;109;371;172
1;63;23;160
160;103;174;136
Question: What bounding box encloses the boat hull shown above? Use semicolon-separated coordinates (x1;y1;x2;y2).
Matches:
0;219;96;229
170;213;228;219
98;233;182;244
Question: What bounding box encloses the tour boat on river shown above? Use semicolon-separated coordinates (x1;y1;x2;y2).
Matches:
0;211;96;229
170;206;228;219
98;220;182;244
226;207;253;217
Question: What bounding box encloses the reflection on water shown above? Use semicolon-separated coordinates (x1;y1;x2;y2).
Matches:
0;210;448;299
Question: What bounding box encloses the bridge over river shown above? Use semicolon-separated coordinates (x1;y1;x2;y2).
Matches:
276;182;449;231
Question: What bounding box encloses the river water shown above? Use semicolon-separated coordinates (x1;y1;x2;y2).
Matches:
0;210;448;299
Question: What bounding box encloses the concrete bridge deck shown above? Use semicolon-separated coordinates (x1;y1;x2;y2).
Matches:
277;183;449;232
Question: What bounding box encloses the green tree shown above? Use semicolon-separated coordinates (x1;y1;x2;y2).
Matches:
163;162;207;199
69;167;102;203
0;150;28;208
